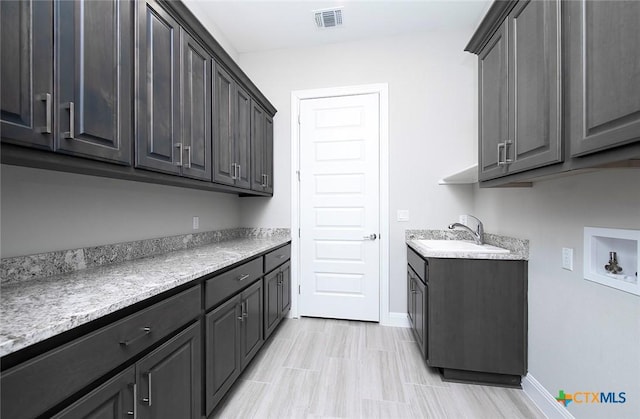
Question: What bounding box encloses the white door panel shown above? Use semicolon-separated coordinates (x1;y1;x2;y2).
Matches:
299;93;380;321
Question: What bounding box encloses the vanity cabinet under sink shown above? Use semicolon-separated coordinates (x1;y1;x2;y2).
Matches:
407;245;528;387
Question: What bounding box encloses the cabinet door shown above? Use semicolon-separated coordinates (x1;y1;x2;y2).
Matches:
212;62;235;186
407;269;415;331
137;322;201;419
240;280;263;370
413;276;426;359
507;0;562;173
478;21;509;181
205;295;241;414
1;0;53;149
52;367;135;419
250;101;266;191
56;0;133;165
264;114;274;194
181;29;212;181
264;269;280;339
568;0;640;156
136;0;181;175
279;261;291;316
234;84;252;189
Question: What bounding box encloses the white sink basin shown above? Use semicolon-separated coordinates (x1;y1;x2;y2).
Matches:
413;240;510;254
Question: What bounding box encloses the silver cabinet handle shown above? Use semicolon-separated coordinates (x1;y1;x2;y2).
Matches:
497;142;513;166
363;233;377;240
276;254;286;259
127;383;137;418
243;300;249;318
504;141;513;165
237;274;249;281
119;327;151;347
231;163;237;179
37;93;52;134
237;302;245;321
261;173;267;187
175;143;183;167
184;145;191;168
142;372;152;406
63;102;74;139
497;142;505;166
236;164;241;179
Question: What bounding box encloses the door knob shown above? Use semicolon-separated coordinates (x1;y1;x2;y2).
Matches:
363;233;377;240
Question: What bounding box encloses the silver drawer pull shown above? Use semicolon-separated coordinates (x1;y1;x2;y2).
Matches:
237;274;250;281
127;383;137;418
276;254;286;259
119;327;151;347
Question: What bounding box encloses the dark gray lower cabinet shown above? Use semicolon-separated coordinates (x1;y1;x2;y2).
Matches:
136;322;201;419
53;366;135;419
264;261;291;340
206;280;263;415
407;246;527;387
53;322;201;419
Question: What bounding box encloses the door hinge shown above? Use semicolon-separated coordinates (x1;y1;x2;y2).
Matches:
297;114;301;125
298;228;301;238
297;170;300;181
298;284;301;294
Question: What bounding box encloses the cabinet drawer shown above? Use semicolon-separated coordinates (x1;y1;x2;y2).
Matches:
206;257;263;310
408;246;428;282
264;244;291;273
1;285;200;419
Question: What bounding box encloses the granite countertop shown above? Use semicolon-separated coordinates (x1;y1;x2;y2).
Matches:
406;229;529;261
0;236;289;358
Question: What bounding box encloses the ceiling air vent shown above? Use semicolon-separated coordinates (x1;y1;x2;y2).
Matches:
314;7;343;28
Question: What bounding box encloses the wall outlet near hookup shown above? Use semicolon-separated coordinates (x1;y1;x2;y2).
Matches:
193;216;199;230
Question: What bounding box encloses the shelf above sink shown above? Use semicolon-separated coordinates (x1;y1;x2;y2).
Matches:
438;164;478;185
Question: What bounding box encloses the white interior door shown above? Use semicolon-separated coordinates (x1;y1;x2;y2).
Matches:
298;93;380;322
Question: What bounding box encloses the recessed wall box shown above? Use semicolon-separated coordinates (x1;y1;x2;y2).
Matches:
584;227;640;296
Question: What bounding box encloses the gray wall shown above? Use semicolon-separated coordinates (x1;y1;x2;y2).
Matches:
237;30;478;314
1;165;241;258
473;169;640;419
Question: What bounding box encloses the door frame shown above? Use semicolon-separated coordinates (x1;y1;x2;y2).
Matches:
290;83;390;324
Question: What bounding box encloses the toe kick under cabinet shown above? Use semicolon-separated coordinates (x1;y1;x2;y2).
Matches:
407;246;528;387
0;241;291;419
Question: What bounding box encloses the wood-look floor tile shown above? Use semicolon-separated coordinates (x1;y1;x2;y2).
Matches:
272;317;302;340
365;323;400;352
361;398;415;418
407;383;467;418
211;379;270;419
309;357;361;418
324;321;365;360
254;367;320;418
397;340;448;387
242;337;294;383
282;330;328;371
298;316;330;332
361;350;407;403
450;383;545;419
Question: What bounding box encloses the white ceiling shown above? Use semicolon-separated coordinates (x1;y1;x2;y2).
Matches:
183;0;492;54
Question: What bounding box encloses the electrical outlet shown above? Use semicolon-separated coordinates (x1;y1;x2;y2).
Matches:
397;210;409;222
192;216;199;230
459;214;468;225
562;247;573;271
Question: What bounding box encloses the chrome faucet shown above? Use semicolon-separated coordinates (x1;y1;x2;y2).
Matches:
448;215;484;245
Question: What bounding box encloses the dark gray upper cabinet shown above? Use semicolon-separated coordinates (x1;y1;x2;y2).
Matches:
136;322;201;419
477;0;561;181
212;62;236;186
181;29;212;181
478;21;509;181
251;100;274;194
506;0;561;173
1;0;54;150
136;0;181;175
567;0;640;157
212;61;251;189
56;0;133;165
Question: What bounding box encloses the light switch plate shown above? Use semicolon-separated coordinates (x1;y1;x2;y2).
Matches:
562;247;573;271
397;210;409;222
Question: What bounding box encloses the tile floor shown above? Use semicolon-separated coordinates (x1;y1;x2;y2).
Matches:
212;317;545;418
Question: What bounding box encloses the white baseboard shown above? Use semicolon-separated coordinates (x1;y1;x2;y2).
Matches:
522;374;574;419
382;312;410;328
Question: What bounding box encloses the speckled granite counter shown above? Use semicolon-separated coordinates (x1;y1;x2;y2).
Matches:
406;229;528;260
0;236;289;357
